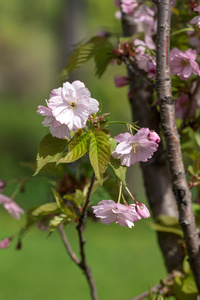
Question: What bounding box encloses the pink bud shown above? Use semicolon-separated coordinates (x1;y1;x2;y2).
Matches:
136;204;150;219
114;76;130;87
148;131;160;143
0;237;12;249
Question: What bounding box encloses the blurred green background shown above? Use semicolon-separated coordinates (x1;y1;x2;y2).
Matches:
0;0;168;299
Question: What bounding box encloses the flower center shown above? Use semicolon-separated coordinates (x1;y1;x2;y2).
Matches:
69;101;76;109
132;142;140;153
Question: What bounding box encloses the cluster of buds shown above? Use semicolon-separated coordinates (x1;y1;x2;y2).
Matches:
113;41;136;63
189;174;200;189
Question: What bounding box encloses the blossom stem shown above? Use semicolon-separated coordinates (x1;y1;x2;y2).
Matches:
117;182;123;203
125;186;138;204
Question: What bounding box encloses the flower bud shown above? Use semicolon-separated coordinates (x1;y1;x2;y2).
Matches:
136;204;150;219
148;131;160;143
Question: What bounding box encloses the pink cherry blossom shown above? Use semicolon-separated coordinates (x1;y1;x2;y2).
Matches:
121;0;138;15
92;200;141;228
147;60;156;80
135;203;150;219
48;81;99;131
0;237;12;249
112;128;160;167
114;75;130;87
175;94;197;119
190;5;200;28
37;104;71;139
170;48;200;80
0;194;24;219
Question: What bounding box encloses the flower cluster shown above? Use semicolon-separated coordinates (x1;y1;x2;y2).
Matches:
170;48;200;80
92;200;150;228
37;81;99;139
112;128;160;167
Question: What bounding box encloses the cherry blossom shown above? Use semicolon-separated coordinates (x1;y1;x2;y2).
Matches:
0;179;6;193
0;238;12;249
170;48;200;80
92;200;141;228
190;5;200;28
175;94;197;119
112;128;160;167
47;81;99;131
120;0;138;15
0;194;24;219
37;104;71;139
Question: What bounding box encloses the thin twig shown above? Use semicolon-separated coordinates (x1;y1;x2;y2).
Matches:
76;172;98;300
131;283;162;300
58;224;80;265
156;0;200;293
122;56;154;87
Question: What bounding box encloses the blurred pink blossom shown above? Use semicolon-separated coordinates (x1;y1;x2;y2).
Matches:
121;0;139;15
190;5;200;28
0;237;12;249
112;128;160;167
92;200;141;228
0;194;24;219
114;75;130;87
175;94;197;119
170;48;200;80
48;81;99;131
147;60;156;80
148;130;160;143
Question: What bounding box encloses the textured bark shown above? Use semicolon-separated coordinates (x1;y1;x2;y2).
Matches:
121;14;185;271
156;0;200;292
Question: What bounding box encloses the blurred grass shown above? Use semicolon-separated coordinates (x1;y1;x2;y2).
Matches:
1;212;167;300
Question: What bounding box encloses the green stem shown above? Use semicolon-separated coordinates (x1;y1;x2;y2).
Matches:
171;27;194;36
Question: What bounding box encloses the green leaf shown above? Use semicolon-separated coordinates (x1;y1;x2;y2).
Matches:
60;36;113;80
31;203;60;217
89;131;111;184
34;134;69;175
57;132;89;164
173;273;198;300
109;156;127;186
193;154;200;174
151;215;183;237
52;189;74;215
64;189;86;207
182;274;198;295
49;214;73;233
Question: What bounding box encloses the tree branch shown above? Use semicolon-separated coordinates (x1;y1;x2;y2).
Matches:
58;224;80;265
156;0;200;293
121;8;184;272
76;172;98;300
59;173;98;300
131;283;162;300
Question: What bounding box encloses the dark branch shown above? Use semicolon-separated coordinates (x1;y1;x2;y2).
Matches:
131;283;162;300
156;0;200;293
76;172;98;300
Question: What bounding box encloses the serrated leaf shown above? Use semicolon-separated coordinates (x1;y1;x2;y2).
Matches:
60;36;113;81
151;215;183;237
52;189;73;215
32;203;60;217
109;157;127;186
57;132;89;164
89;131;111;184
193;154;200;174
34;134;69;175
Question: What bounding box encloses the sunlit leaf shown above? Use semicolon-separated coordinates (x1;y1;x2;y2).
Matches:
57;132;89;164
89;131;111;184
109;157;127;186
52;189;74;215
34;134;69;175
31;203;60;217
